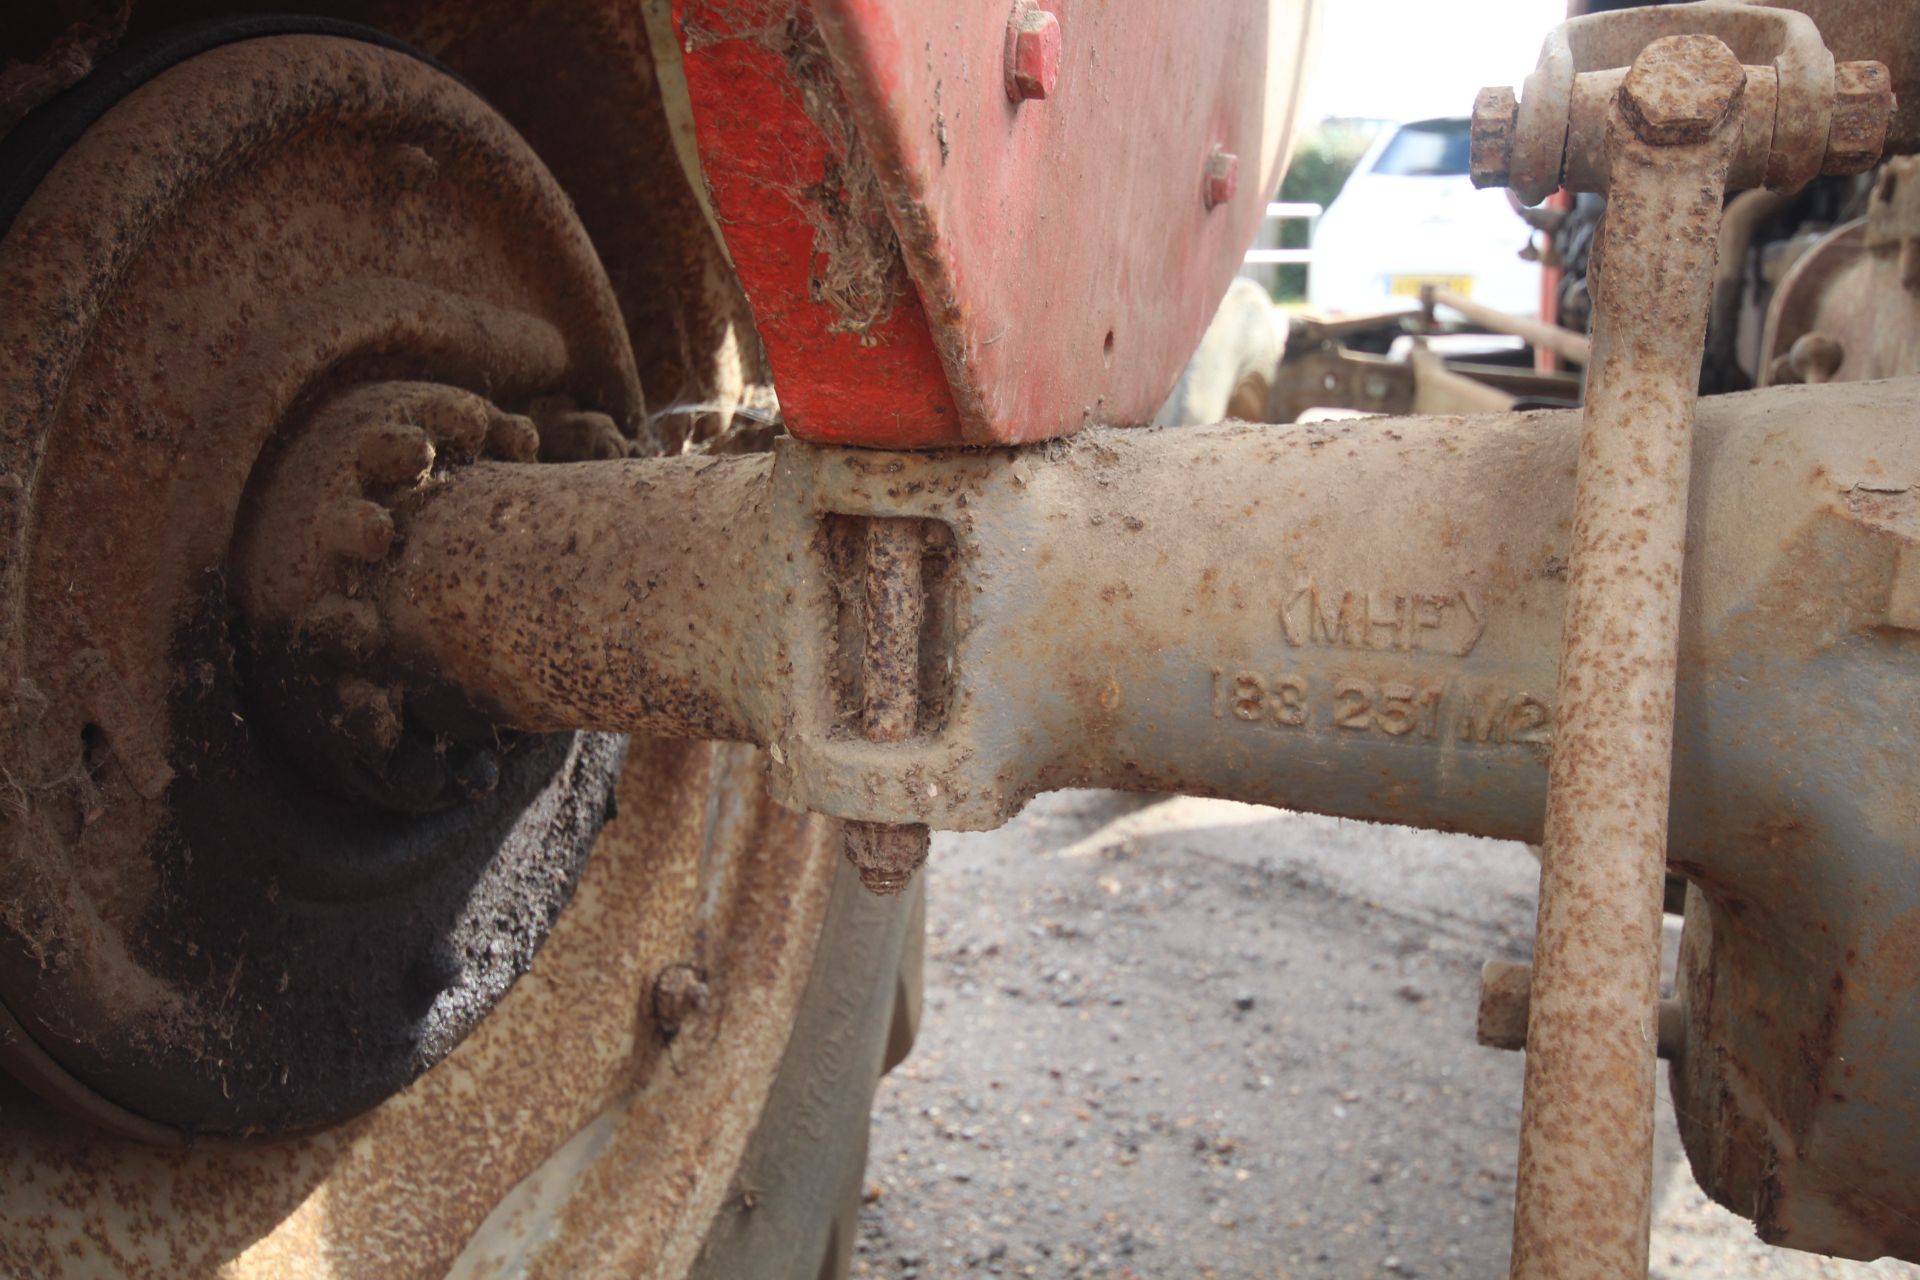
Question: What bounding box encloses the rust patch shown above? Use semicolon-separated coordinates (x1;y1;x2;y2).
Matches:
1508;29;1747;1279
1825;60;1896;176
1618;34;1746;146
0;1;131;134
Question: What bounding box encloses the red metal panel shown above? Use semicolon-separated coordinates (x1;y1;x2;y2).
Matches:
675;1;964;446
678;0;1312;446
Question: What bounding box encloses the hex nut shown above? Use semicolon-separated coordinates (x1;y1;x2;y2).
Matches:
324;496;397;563
1619;34;1745;146
844;819;931;895
1203;146;1239;211
484;409;542;462
1824;60;1895;176
1470;86;1518;188
357;421;435;486
1787;332;1845;385
1477;959;1533;1051
652;964;713;1034
1005;2;1061;103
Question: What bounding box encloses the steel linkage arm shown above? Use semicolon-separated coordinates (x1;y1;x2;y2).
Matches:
1469;6;1892;1275
1512;36;1745;1279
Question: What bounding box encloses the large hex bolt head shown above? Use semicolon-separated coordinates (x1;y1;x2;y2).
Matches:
1619;33;1745;146
844;819;931;895
1470;86;1518;188
1824;60;1895;175
1005;2;1061;102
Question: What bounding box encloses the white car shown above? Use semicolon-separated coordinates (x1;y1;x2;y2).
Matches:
1307;116;1541;319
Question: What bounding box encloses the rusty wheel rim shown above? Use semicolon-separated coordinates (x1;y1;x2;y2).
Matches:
0;28;649;1138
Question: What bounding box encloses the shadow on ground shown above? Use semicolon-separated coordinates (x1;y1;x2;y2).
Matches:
853;791;1920;1280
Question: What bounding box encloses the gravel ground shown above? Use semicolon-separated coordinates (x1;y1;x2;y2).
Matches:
852;791;1920;1280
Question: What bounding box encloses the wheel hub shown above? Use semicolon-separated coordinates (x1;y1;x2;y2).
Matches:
0;26;644;1137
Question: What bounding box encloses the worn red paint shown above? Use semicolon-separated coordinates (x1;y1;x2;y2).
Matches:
817;0;1309;442
674;0;962;446
678;0;1311;447
1204;147;1241;210
1005;3;1061;102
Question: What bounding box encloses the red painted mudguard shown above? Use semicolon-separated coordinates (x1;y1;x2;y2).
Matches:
676;0;1314;446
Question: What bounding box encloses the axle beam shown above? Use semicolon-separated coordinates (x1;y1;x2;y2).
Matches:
377;382;1914;850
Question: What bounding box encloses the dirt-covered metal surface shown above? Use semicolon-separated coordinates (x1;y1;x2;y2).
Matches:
1760;158;1920;388
3;2;1919;1272
0;30;643;1136
376;383;1907;822
670;0;1314;447
1465;9;1907;1268
673;0;964;446
374;374;1920;1264
1763;0;1920;155
1482;1;1887;205
0;0;775;454
1508;33;1746;1280
842;516;935;895
0;739;853;1278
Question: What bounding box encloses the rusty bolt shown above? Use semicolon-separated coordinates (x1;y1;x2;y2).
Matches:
1004;2;1061;103
335;676;402;759
1787;332;1845;385
1470;86;1518;189
1619;34;1746;146
652;964;712;1037
1477;959;1683;1058
844;819;930;895
484;409;541;462
1823;60;1895;176
1203;146;1239;211
357;422;435;486
323;497;397;563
